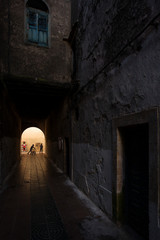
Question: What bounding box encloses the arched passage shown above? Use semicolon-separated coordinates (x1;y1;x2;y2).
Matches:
21;127;45;153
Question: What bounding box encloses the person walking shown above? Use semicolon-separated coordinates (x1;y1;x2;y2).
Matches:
28;144;34;155
22;141;27;152
39;143;43;153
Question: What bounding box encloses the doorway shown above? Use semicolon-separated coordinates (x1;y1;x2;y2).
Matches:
119;124;149;239
21;127;45;153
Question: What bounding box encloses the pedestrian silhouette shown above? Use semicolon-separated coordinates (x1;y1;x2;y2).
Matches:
40;143;43;153
28;144;34;155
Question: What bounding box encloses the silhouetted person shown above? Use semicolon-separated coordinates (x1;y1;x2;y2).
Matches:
31;146;36;155
40;143;43;153
22;141;27;152
28;144;34;155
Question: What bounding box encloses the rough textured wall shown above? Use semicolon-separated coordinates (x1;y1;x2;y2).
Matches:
71;0;160;222
73;0;160;88
0;80;21;188
1;0;71;83
0;0;9;73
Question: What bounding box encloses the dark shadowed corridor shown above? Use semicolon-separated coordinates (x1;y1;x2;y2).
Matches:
0;154;68;240
0;154;141;240
0;154;88;240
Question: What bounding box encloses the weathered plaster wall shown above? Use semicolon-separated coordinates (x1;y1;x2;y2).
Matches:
1;0;71;83
73;0;160;88
0;81;21;189
71;1;160;233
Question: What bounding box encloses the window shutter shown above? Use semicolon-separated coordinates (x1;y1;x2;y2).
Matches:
38;13;48;45
27;9;38;42
26;8;48;46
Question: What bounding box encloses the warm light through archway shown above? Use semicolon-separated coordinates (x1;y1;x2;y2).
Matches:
21;127;45;153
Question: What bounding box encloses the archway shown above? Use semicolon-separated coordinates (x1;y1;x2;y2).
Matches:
21;127;45;153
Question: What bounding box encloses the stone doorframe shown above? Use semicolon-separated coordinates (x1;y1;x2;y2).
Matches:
112;107;160;239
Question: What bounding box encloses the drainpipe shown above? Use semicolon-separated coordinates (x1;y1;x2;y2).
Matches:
8;0;11;74
0;81;4;188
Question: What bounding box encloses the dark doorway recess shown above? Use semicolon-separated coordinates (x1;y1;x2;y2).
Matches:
120;123;149;240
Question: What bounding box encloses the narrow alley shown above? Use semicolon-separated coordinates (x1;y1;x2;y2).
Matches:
1;1;160;240
0;154;140;240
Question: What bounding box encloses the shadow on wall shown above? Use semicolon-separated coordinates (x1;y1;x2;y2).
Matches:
21;127;45;153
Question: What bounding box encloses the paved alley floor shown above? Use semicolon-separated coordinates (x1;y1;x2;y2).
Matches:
0;154;142;240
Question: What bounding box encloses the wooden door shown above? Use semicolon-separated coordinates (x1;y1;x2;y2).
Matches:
123;124;149;239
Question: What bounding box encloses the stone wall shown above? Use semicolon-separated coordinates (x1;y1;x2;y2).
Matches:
0;0;71;83
71;0;160;238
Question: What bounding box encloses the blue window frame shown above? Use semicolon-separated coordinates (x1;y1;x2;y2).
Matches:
27;8;48;46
